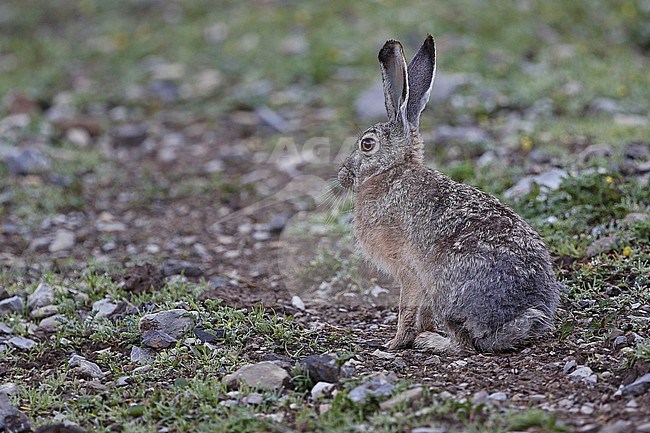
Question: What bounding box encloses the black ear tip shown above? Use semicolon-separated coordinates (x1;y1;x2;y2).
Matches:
378;39;403;61
423;34;436;58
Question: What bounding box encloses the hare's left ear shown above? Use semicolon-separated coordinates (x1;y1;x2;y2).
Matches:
406;35;436;127
379;40;409;125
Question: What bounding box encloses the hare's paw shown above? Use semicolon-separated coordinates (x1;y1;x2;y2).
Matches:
413;331;462;355
387;331;416;350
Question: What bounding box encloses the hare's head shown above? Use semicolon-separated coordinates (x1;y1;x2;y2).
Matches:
338;35;436;190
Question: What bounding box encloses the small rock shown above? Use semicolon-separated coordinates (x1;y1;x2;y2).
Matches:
585;236;618;257
348;374;395;404
116;377;130;387
256;106;290;133
242;392;263;405
620;373;650;396
141;330;177;349
369;285;389;297
66;127;91;148
38;314;66;332
34;423;87;433
49;229;76;253
27;282;55;310
130;346;154;364
379;387;423;410
355;83;389;121
162;261;203;278
568;366;597;384
472;390;489;405
613;335;628;348
411;428;447;433
7;336;37;350
223;361;290;391
96;221;126;232
599;420;631;433
432;73;471;102
4;148;51;175
424;355;441;366
528;149;552;164
208;276;228;289
624;141;650;160
300;354;342;383
589;98;621;114
28;236;51;252
563;359;577;374
30;305;59;319
0;296;24;315
0;323;13;334
311;382;335;400
291;295;305;311
69;354;103;379
148;80;179;101
371;349;396;360
92;299;119;320
0;392;32;433
636;422;650;433
476;150;498;167
0;383;18;396
435;125;490;145
267;214;288;234
505;168;568;200
112;124;147;147
488;392;507;401
579;144;613;162
580;404;595;415
193;328;223;343
139;309;196;340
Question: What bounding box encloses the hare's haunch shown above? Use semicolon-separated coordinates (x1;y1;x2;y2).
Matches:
338;35;560;354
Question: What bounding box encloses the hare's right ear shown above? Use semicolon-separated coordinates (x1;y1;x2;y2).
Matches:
378;40;409;125
406;35;436;127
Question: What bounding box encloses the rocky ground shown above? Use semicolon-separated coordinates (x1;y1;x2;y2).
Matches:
1;1;649;432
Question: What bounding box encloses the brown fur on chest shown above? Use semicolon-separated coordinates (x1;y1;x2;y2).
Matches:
355;179;408;276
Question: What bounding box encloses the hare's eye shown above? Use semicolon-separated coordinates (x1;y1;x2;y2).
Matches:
360;137;376;152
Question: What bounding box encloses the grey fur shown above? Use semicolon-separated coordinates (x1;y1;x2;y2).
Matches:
338;36;560;355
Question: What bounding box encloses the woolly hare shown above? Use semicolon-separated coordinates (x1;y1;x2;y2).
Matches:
337;35;560;354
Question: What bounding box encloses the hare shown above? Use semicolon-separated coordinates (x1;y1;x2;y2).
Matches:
337;35;561;354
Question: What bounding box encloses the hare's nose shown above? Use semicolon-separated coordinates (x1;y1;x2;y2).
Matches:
337;165;354;189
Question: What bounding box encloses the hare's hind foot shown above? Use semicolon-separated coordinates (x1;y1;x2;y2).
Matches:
473;307;553;353
413;331;463;355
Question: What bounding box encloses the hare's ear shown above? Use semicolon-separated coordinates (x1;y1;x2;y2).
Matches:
378;40;409;124
406;35;436;127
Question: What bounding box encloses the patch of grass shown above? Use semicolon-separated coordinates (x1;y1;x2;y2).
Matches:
506;409;569;433
514;173;649;257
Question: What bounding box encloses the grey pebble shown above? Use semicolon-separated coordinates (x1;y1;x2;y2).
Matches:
0;296;24;316
27;282;54;310
69;354;104;379
130;345;155;364
7;336;37;350
141;330;177;349
4;148;51;175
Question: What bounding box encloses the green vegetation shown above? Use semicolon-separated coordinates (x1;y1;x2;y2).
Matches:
1;0;648;432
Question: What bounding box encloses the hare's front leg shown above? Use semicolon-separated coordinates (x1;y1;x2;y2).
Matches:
388;273;424;350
